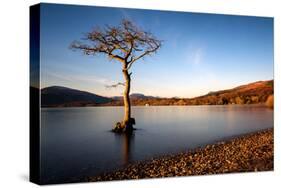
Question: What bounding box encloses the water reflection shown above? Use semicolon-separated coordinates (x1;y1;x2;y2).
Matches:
41;105;273;183
114;132;135;165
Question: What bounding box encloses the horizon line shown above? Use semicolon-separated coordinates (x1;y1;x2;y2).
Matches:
37;79;273;99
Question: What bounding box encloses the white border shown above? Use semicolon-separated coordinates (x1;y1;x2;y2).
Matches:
0;0;280;188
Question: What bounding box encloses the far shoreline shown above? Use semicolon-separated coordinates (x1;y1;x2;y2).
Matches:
41;103;271;108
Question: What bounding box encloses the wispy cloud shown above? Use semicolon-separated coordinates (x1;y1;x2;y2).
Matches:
193;48;203;65
182;45;205;66
41;70;116;88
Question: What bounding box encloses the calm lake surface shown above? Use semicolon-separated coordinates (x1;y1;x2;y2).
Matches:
41;105;273;183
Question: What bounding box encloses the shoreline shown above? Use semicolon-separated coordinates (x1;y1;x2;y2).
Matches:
88;128;273;182
42;103;269;108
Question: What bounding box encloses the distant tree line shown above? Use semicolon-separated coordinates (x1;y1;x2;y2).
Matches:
105;80;273;106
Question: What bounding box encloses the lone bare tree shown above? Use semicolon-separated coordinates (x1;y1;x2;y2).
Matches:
71;19;162;133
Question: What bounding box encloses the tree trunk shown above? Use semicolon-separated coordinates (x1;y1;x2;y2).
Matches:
122;68;131;129
112;67;135;133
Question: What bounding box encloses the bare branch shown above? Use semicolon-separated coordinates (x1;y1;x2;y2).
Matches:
71;19;162;68
127;39;162;70
105;82;125;88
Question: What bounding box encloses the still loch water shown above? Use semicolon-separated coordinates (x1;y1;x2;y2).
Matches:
41;105;273;183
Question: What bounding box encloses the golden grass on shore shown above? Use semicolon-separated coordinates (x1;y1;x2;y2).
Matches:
88;129;273;182
266;95;274;108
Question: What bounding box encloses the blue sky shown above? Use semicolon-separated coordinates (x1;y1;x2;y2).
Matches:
40;3;273;98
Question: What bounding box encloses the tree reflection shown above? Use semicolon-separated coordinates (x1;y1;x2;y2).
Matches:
122;132;135;165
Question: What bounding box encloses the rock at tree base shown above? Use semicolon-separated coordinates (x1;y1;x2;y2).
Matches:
112;118;136;133
112;122;123;133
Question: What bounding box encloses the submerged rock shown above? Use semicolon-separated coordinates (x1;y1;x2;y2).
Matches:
112;118;136;133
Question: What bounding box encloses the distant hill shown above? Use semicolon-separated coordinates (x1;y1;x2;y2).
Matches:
107;80;273;106
41;86;112;107
113;93;158;100
40;80;273;107
193;80;274;105
206;80;273;97
130;93;158;100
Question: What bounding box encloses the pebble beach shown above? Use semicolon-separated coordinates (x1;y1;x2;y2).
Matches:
88;128;273;182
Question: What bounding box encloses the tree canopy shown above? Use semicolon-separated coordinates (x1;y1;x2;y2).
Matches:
71;19;162;70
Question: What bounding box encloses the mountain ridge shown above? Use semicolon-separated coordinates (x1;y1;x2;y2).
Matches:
41;86;112;107
41;79;273;107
